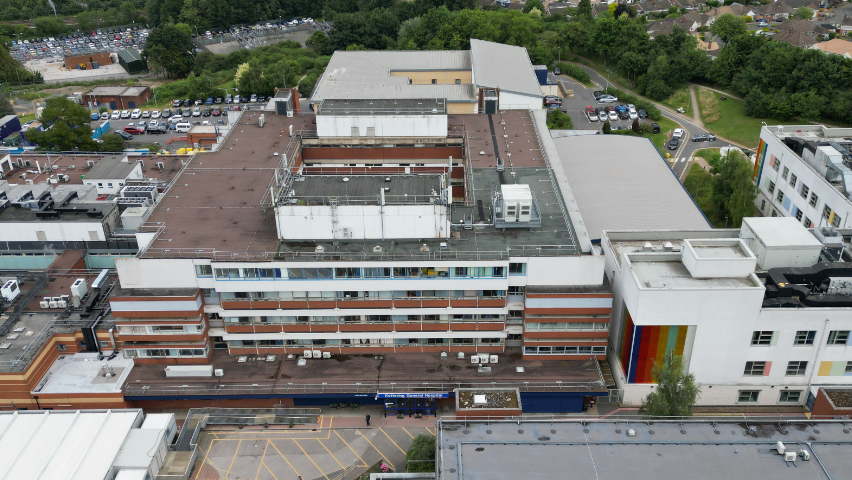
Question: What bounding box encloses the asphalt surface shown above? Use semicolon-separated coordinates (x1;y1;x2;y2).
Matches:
557;68;732;180
91;115;231;146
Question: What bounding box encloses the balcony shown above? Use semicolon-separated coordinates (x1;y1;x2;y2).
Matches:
220;295;507;310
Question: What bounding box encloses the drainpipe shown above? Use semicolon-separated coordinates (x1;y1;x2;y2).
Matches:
108;328;117;352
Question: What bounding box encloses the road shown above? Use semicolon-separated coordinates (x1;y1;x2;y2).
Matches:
556;66;732;180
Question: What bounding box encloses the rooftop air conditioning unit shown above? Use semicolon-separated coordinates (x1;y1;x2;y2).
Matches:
303;350;312;358
312;350;321;358
776;442;786;455
322;352;331;359
801;450;810;461
457;352;465;359
784;451;797;462
470;355;480;364
87;160;95;167
214;369;224;377
39;300;50;309
478;353;489;364
48;299;58;308
56;300;67;308
489;355;498;364
157;162;165;170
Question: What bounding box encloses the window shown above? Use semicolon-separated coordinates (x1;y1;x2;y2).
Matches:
508;286;525;295
803;216;812;227
809;192;818;207
509;310;523;318
455;79;461;84
771;210;778;217
832;214;840;228
738;390;760;403
782;166;789;180
777;190;784;202
795;210;803;221
195;264;213;277
761;199;766;212
57;344;67;351
779;391;802;403
99;340;110;348
431;79;437;84
509;263;527;274
823;204;832;220
786;361;807;376
744;361;766;376
98;182;103;187
789;173;797;187
827;330;849;345
847;362;852;374
800;184;809;199
767;180;775;194
794;331;815;345
107;183;113;187
751;331;774;346
773;160;780;172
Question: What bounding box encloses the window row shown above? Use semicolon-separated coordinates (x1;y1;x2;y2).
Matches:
216;290;507;300
524;322;609;332
201;265;509;280
224;314;505;325
123;346;210;358
744;360;810;376
524;346;607;355
227;338;505;347
117;323;204;335
751;330;849;346
738;389;802;404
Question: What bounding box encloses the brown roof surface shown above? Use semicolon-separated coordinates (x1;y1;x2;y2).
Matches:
774;29;818;47
1;153;187;187
813;38;852;55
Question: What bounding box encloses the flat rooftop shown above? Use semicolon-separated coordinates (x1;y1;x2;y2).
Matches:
628;256;761;289
743;217;823;248
123;349;605;396
33;351;133;394
141;110;582;259
318;98;448;115
438;419;852;480
289;174;444;204
0;153;187;187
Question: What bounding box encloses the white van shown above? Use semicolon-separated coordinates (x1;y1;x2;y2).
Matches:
175;122;192;133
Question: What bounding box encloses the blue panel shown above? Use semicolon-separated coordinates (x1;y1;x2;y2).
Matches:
520;392;602;413
783;196;791;212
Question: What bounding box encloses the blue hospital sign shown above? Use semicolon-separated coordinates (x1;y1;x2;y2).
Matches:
377;392;448;399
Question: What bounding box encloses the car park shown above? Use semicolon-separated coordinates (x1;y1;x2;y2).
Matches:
585;106;598;121
114;130;132;140
151;110;161;118
120;110;131;119
111;110;121;119
692;133;716;142
192;107;201;117
130;109;142;119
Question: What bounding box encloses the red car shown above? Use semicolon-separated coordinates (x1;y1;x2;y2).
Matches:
124;126;144;135
212;107;221;116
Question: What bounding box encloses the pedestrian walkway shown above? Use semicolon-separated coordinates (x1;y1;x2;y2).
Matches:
688;84;704;129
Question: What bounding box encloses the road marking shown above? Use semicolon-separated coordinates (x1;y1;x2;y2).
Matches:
318;439;346;470
334;430;368;467
380;428;407;454
269;440;301;477
293;439;329;480
262;461;281;480
401;427;415;439
425;427;435;435
255;440;270;480
226;439;242;479
356;429;395;470
193;437;216;480
680;157;686;163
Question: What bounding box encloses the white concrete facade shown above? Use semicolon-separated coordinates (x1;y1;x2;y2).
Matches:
316;114;449;138
2;220;109;241
275;204;451;240
83;161;143;195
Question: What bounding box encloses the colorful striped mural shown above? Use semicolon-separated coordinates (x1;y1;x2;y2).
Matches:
753;138;767;183
619;314;692;384
618;310;634;376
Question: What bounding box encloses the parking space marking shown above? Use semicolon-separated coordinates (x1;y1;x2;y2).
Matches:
269;440;301;477
356;429;395;469
256;440;270;480
317;439;346;470
380;428;407;455
334;430;368;467
292;439;329;480
401;427;415;439
262;461;281;480
226;439;243;479
425;427;435;435
193;437;216;480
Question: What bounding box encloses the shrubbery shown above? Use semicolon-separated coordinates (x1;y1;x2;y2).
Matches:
554;62;591;85
602;86;662;121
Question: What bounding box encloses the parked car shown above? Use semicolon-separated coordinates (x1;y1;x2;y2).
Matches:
90;112;100;120
124;125;144;134
212;106;221;116
637;109;648;119
100;111;110;120
592;91;603;101
130;109;142;119
151;110;162;118
651;123;661;133
114;130;132;140
215;97;223;104
692;133;716;142
183;107;192;117
161;108;172;118
172;99;182;107
585;106;598;122
553;66;561;75
257;95;266;103
202;107;211;116
250;93;258;103
672;128;685;138
120;110;131;119
608;110;618;122
205;96;214;105
147;124;167;134
111;110;121;119
544;95;561;106
141;110;151;118
136;121;147;131
192;107;202;117
225;94;232;104
598;94;618;103
668;135;680;150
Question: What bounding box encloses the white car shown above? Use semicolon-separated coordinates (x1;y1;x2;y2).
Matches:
120;110;131;119
148;120;159;128
100;111;109;120
130;109;142;119
672;128;685;138
628;108;638;120
192;107;201;117
608;110;618;122
141;110;151;118
111;110;121;119
151;110;161;118
233;96;240;104
598;95;618;103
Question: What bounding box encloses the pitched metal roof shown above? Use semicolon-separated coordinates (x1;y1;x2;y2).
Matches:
311;50;470;102
85;155;137;180
332;84;476;102
551;134;710;240
469;39;542;97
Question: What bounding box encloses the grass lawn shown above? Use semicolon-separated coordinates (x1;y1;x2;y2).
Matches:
683;163;725;228
661;88;692;117
696;87;797;148
18;113;36;123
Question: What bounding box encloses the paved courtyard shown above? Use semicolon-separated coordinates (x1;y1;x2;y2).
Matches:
191;414;436;480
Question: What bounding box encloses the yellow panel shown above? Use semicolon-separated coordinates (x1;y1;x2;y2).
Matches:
447;103;476;114
818;361;833;376
389;70;472;85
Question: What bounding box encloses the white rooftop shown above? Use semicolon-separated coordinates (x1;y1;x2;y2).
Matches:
33;351;133;394
0;409;142;480
742;217;822;248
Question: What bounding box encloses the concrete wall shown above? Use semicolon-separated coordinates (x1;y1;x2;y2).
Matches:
389;70;472;85
316;114;449;138
1;221;107;241
498;91;543;111
275;204;451;240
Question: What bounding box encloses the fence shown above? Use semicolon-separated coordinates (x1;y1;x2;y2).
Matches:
193;22;331;48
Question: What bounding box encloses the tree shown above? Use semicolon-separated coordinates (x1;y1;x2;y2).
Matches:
0;93;13;117
235;60;265;95
24;97;98;151
546;108;574;129
712;150;757;227
98;134;126;152
576;0;593;22
639;351;699;417
173;23;192;36
710;13;747;43
523;0;544;13
306;31;332;55
142;25;196;79
794;6;813;19
406;434;435;473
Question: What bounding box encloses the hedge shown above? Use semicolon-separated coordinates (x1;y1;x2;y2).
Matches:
554;62;592;86
602;86;663;121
